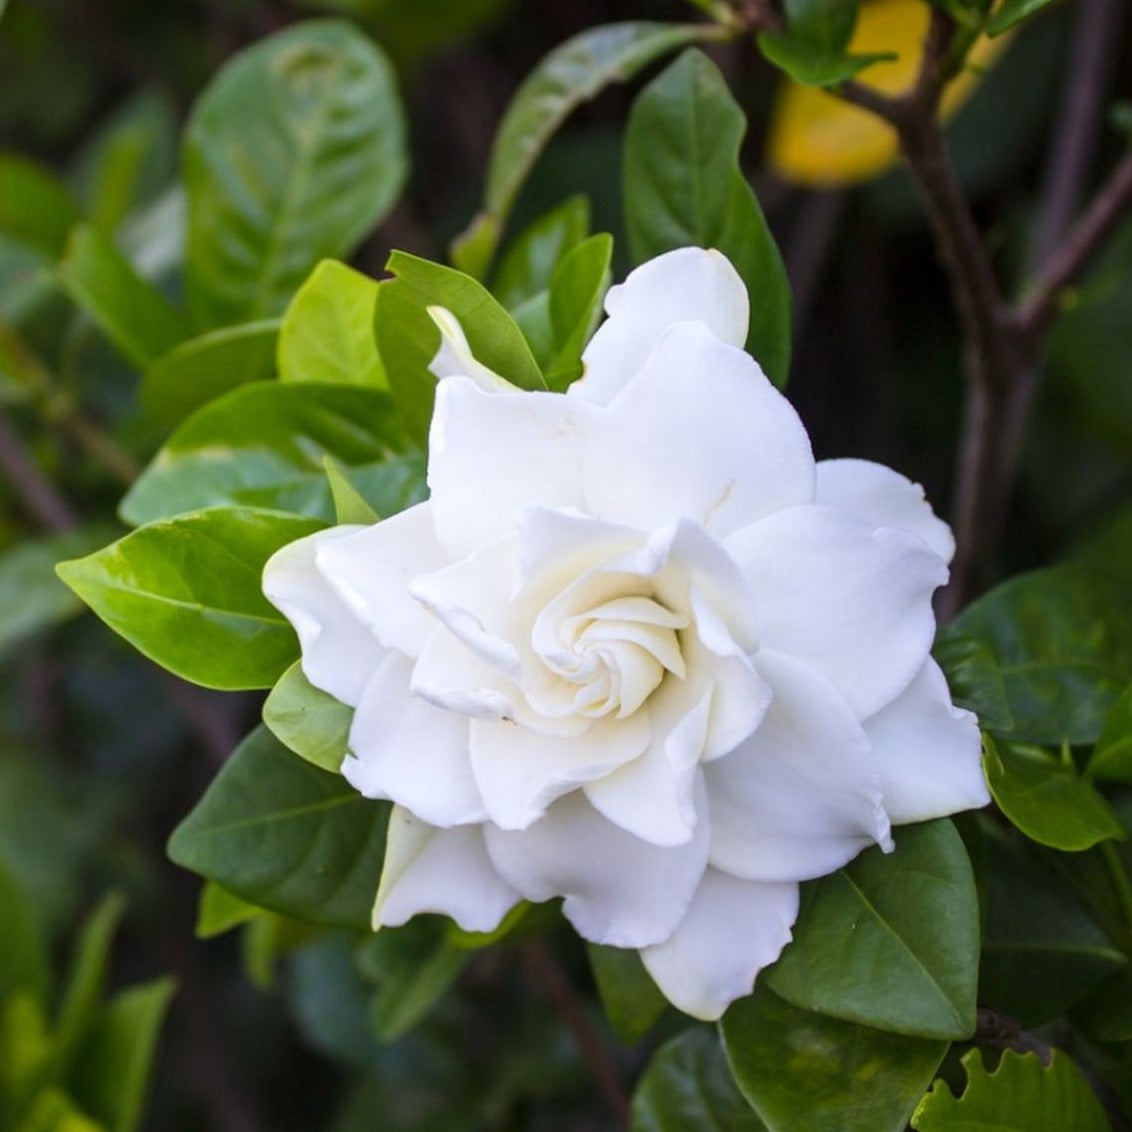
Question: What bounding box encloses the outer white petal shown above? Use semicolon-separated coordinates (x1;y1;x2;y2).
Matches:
816;458;955;563
571;248;749;406
864;658;989;823
427;376;591;558
727;504;947;719
374;807;521;933
427;306;513;392
640;870;799;1021
706;649;891;883
484;788;710;948
315;502;444;659
587;322;814;538
263;525;381;707
342;653;486;827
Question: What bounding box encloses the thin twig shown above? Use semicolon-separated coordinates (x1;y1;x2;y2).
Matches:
0;410;79;532
55;407;141;487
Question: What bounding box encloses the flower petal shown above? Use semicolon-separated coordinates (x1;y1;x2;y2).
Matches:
727;504;947;718
587;322;814;538
263;525;382;707
640;869;799;1021
816;458;955;563
374;807;521;933
315;502;444;659
427;306;513;392
706;649;891;884
342;652;486;827
864;658;988;824
484;788;710;948
571;247;749;406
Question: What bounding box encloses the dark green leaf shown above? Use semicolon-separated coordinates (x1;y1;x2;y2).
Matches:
493;195;591;311
783;0;859;50
56;508;322;690
263;661;352;774
757;35;891;86
987;0;1056;36
184;21;407;328
1073;968;1132;1042
168;727;388;929
0;859;48;1003
722;986;947;1132
933;632;1014;732
546;233;611;388
1088;682;1132;782
623;50;791;385
631;1027;766;1131
588;944;668;1046
766;820;979;1040
0;154;80;258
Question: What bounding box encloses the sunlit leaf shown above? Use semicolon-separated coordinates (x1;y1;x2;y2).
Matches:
263;660;352;774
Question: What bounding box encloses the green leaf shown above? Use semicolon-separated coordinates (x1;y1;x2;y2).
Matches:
374;250;546;448
278;259;384;388
546;233;612;388
631;1027;766;1131
493;196;591;311
122;382;408;526
1088;682;1132;782
722;986;947;1132
949;564;1132;744
56;508;322;691
0;155;80;258
588;944;668;1046
1073;968;1132;1042
766;820;979;1040
324;458;380;525
184;20;407;329
0;859;48;1003
68;978;176;1132
987;0;1056;36
623;49;792;386
933;632;1014;732
17;1088;106;1132
449;211;500;281
757;35;891;86
168;727;388;929
141;320;280;430
195;882;263;940
912;1048;1110;1132
783;0;859;50
263;661;352;774
56;225;186;370
983;736;1125;851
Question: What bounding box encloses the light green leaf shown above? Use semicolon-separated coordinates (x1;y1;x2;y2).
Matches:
17;1088;106;1132
140;320;280;430
933;632;1014;733
0;155;80;258
195;882;262;940
588;944;667;1046
263;660;352;774
121;382;408;526
324;458;380;525
492;195;591;311
168;727;388;929
631;1027;766;1131
56;508;322;690
57;225;186;370
546;233;611;388
1088;682;1132;782
987;0;1056;36
0;859;48;1004
765;820;979;1040
623;50;791;386
912;1048;1110;1132
278;259;384;387
184;20;407;329
722;986;947;1132
983;736;1125;851
374;250;546;448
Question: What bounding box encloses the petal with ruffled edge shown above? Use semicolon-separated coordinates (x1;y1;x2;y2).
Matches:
570;247;749;406
816;458;955;563
727;504;947;719
640;869;799;1021
342;652;486;827
374;807;521;933
484;787;710;948
315;501;445;659
706;649;891;884
864;657;988;824
263;525;381;707
587;322;814;539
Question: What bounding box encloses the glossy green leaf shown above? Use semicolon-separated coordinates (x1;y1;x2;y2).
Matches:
56;508;322;690
184;20;407;329
983;737;1125;851
987;0;1056;36
546;233;611;388
56;224;186;370
493;195;590;311
588;944;667;1046
722;986;947;1132
168;727;388;929
69;978;176;1132
783;0;859;49
195;881;262;940
766;820;979;1040
912;1048;1109;1132
278;259;384;387
757;35;891;86
263;661;352;774
327;453;426;523
0;154;80;258
623;50;791;386
0;859;48;1003
949;564;1132;744
631;1027;766;1131
141;320;280;429
1088;682;1132;782
374;250;546;448
324;458;380;525
933;632;1014;732
122;382;408;526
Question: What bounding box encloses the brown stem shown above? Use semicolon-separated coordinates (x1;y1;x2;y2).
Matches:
55;408;140;487
0;411;79;532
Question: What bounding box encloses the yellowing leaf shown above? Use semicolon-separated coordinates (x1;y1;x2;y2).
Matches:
767;0;1010;186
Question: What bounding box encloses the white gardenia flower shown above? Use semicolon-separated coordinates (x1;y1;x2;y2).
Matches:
263;247;989;1021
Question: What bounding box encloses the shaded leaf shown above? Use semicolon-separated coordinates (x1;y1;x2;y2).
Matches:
588;944;667;1046
1088;682;1132;782
933;632;1014;732
263;660;352;774
493;195;590;311
0;154;80;258
0;859;48;1003
987;0;1056;36
195;882;262;940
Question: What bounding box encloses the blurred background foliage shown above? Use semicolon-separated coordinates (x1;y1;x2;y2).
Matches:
1;0;1131;1128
